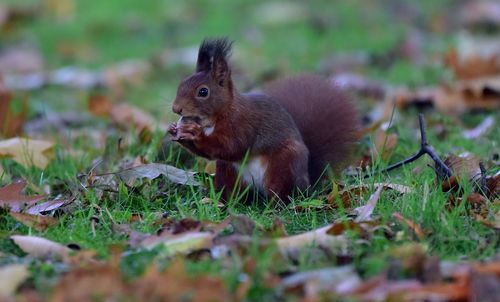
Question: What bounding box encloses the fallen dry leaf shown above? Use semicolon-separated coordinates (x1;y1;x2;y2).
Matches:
463;116;495;139
0;180;45;212
0;264;29;298
115;163;200;186
0;76;27;137
444;153;482;184
26;198;67;215
280;266;361;299
141;231;214;257
11;235;71;260
326;219;388;240
10;212;58;231
486;172;500;199
354;186;384;222
51;261;126;302
52;256;232;302
88;93;113;116
158;217;203;235
0;137;54;169
392;76;500;115
328;183;411;210
444;47;500;80
392;212;425;240
276;224;349;256
132;260;232;302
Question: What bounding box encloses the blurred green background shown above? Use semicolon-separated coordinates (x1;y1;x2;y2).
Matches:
2;0;455;116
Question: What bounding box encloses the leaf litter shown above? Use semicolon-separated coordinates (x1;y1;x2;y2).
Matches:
1;2;499;301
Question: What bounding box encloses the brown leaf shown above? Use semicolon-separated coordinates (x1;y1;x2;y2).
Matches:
0;180;45;212
51;262;126;302
10;212;58;231
88;93;112;116
475;209;500;230
392;212;425;240
399;281;469;302
474;261;500;277
132;260;232;302
444;153;482;183
442;175;460;193
159;217;203;235
391;76;500;115
486;173;500;199
467;193;489;216
327;220;364;236
444;47;500;80
0;137;54;169
0;77;27;137
53;257;233;302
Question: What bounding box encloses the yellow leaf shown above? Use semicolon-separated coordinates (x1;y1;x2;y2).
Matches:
0;137;54;169
0;264;29;297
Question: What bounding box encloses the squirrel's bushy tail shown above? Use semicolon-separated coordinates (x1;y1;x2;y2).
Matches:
264;74;360;181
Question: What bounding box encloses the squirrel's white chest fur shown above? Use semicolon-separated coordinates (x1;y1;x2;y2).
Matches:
233;157;268;193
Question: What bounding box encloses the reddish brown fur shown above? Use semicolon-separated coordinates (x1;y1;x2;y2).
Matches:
214;160;240;200
263;139;309;201
264;75;360;181
169;39;360;202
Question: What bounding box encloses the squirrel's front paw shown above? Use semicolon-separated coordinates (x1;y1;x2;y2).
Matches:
168;122;178;136
176;122;203;141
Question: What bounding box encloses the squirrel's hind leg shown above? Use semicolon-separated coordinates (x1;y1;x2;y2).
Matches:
263;140;310;203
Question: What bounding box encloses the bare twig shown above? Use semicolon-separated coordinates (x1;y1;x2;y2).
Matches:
365;114;453;180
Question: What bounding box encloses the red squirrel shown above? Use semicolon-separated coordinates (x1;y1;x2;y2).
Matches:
168;38;359;202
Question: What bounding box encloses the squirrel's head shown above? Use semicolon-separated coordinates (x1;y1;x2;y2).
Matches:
172;38;234;122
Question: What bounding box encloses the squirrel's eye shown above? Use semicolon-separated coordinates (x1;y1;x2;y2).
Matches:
197;87;209;98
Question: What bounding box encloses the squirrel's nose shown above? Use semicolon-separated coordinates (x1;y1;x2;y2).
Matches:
172;104;182;115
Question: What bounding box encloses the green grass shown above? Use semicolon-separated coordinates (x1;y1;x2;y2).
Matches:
1;0;499;300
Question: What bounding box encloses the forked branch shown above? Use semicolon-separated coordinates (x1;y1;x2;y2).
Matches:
366;114;453;180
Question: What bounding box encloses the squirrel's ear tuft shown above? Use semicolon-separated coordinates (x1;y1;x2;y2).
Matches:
196;39;214;72
212;38;232;86
196;38;233;85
